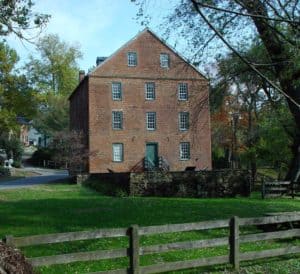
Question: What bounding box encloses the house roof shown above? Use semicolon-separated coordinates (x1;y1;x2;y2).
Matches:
89;28;208;79
16;116;31;125
69;28;208;100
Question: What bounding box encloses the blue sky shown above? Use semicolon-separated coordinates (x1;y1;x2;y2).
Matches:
6;0;175;72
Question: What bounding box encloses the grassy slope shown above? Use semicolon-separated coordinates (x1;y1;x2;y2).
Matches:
0;183;300;273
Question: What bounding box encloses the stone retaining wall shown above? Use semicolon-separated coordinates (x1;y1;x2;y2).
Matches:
130;170;251;197
80;170;251;198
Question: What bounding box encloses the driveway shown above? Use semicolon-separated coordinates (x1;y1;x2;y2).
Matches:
0;167;69;190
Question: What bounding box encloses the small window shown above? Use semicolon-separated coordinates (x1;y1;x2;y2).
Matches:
178;83;188;101
160;53;170;68
179;112;189;131
112;82;122;100
145;82;155;100
146;112;156;130
180;142;190;160
112;111;123;130
127;52;137;66
112;143;123;162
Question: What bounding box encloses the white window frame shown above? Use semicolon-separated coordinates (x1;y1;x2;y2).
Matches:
112;111;123;130
127;51;137;67
112;143;123;162
160;53;170;68
178;83;188;101
145;82;155;100
112;82;122;100
180;142;190;160
179;112;189;131
146;112;156;131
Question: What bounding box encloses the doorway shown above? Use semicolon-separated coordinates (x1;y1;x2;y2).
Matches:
145;143;158;168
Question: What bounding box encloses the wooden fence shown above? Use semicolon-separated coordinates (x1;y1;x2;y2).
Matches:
261;180;290;198
36;160;68;169
261;179;300;199
3;214;300;273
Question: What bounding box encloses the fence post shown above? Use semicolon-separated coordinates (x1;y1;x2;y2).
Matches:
261;178;265;199
229;216;240;271
4;235;14;246
129;225;140;274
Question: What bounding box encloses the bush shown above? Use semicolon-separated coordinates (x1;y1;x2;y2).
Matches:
12;160;22;168
0;166;11;177
0;155;4;166
0;137;23;165
29;148;54;165
84;179;128;197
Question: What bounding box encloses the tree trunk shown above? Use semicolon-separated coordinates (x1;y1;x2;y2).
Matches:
240;0;300;181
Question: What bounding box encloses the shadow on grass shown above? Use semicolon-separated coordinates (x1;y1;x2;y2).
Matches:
1;190;300;238
1;185;300;274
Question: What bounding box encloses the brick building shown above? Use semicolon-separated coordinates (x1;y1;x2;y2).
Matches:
69;29;211;173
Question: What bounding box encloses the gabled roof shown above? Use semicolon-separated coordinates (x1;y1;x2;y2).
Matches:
90;28;208;80
16;116;31;125
69;28;208;101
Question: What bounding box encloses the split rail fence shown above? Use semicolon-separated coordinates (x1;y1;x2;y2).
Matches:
3;214;300;273
261;179;300;199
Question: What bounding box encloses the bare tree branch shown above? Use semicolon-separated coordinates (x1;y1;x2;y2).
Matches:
195;0;300;24
191;0;300;109
191;13;239;64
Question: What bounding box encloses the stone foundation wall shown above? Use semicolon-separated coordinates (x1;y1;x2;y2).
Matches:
130;170;251;198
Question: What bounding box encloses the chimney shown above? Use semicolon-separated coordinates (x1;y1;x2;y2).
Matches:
79;70;85;82
96;56;107;66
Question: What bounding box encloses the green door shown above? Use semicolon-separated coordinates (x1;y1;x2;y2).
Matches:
146;143;158;168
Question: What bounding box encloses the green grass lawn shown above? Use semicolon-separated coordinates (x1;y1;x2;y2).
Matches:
0;183;300;273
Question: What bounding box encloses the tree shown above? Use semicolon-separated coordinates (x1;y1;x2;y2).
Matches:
26;34;82;137
212;41;296;179
134;0;300;179
0;136;24;167
0;41;38;134
254;103;293;178
0;0;50;41
50;131;90;174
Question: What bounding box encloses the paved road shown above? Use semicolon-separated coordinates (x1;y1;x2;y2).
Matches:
0;175;70;190
0;167;70;190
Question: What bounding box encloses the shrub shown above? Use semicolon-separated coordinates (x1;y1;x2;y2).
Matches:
12;160;22;168
0;166;11;177
29;148;54;165
84;179;128;197
0;155;4;166
0;137;23;165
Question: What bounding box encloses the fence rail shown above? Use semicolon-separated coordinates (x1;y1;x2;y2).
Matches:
35;160;68;169
261;179;300;199
3;213;300;273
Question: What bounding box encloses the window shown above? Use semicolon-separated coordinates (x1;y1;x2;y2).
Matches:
145;82;155;100
180;142;190;160
127;52;137;66
179;112;189;131
112;82;122;100
112;143;123;162
146;112;156;130
160;53;170;68
112;111;123;130
178;83;188;101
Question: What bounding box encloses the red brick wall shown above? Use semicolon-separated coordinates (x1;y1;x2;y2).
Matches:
69;77;89;150
71;30;212;173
